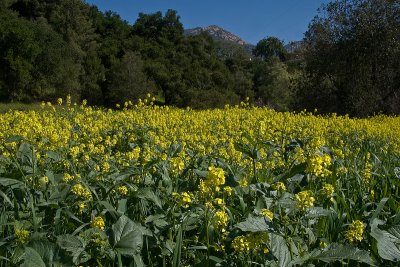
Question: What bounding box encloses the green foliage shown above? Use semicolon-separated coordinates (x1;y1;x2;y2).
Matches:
106;52;156;106
298;0;400;116
253;37;287;62
0;0;299;111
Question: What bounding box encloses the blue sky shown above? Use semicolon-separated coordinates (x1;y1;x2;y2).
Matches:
85;0;330;44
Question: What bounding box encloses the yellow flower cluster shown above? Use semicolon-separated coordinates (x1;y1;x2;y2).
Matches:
39;175;49;186
170;157;185;174
322;184;335;197
213;210;229;232
232;235;250;253
232;232;269;254
223;186;233;196
78;202;86;214
63;173;77;183
172;192;193;208
295;190;315;211
91;216;105;230
260;208;274;220
272;182;286;192
307;154;332;178
14;229;30;244
117;185;128;196
345;220;364;243
361;153;373;183
71;184;92;200
199;166;225;196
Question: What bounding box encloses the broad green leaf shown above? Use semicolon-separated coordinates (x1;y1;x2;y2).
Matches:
168;144;183;157
21;247;46;267
29;240;57;266
305;207;333;218
137;188;162;209
57;234;84;253
111;215;143;256
0;189;13;207
370;219;400;262
235;216;272;232
172;226;182;267
270;234;290;267
45;151;62;162
371;198;389;221
133;254;145;267
0;177;24;187
313;244;375;265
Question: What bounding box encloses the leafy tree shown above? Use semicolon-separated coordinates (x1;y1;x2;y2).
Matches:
106;52;156;106
299;0;400;116
253;37;287;62
252;59;294;110
133;9;183;44
0;10;39;101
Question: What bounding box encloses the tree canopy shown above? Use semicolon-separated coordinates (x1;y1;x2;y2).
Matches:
297;0;400;116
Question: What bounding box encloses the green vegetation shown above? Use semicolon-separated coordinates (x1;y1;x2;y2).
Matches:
0;0;399;115
1;102;400;266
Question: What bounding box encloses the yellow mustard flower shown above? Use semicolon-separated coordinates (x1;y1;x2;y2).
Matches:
322;183;335;197
91;216;105;230
260;208;274;220
118;185;128;196
345;220;364;243
295;190;315;211
15;228;30;244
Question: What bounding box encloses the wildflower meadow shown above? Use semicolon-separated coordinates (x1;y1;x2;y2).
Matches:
0;97;400;266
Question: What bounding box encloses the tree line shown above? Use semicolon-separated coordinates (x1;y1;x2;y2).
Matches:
0;0;399;116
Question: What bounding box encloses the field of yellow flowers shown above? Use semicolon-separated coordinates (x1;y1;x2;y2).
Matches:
1;97;400;266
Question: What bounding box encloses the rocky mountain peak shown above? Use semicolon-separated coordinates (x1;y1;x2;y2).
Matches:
185;25;250;46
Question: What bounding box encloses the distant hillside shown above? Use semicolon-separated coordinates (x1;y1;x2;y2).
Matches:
185;25;255;57
284;41;304;53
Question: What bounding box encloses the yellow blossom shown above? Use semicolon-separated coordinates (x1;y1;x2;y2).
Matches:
322;183;335;197
345;220;364;243
295;190;315;211
213;210;228;232
15;228;30;244
272;182;286;192
71;183;92;200
118;185;128;196
260;208;274;220
91;216;105;230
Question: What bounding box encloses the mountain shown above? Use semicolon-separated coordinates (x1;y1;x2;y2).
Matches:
284;41;304;53
185;25;255;57
185;25;305;59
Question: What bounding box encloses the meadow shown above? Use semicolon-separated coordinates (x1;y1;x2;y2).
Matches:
0;97;400;266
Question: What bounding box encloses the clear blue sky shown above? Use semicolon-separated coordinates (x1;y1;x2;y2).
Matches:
85;0;330;44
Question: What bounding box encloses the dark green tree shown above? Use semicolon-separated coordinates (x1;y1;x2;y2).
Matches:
106;52;156;106
298;0;400;116
253;37;287;62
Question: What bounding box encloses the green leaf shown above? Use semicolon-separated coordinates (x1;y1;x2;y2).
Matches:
370;219;400;262
111;215;143;256
371;198;389;222
235;216;272;232
270;234;290;267
312;244;375;265
137;188;162;209
45;151;62;162
168;144;183;158
305;207;333;218
172;226;182;267
29;240;57;266
0;189;13;207
21;247;46;267
0;177;24;187
57;234;84;253
133;254;145;267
